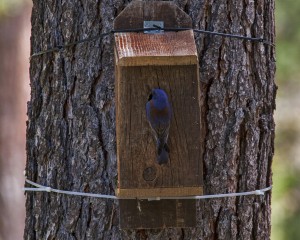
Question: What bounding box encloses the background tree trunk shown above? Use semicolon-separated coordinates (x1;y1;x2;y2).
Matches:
0;4;30;240
25;0;276;239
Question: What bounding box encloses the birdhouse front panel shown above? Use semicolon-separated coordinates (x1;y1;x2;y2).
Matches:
114;31;203;198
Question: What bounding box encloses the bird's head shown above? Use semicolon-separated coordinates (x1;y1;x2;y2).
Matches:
149;88;168;102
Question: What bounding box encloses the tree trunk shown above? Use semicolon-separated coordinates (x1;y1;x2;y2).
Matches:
25;0;276;239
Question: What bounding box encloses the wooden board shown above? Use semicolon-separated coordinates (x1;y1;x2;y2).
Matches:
119;199;196;229
115;65;202;197
117;187;202;198
114;31;197;66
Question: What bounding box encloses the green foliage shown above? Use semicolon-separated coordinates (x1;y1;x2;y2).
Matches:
0;0;24;17
276;0;300;87
272;0;300;239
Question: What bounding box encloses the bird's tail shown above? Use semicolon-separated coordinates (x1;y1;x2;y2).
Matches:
157;141;170;165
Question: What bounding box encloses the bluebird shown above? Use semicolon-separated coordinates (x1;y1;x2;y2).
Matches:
146;88;172;164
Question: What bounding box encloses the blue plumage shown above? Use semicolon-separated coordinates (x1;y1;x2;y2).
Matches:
146;88;172;164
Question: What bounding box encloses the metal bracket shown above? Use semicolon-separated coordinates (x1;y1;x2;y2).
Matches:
144;21;164;34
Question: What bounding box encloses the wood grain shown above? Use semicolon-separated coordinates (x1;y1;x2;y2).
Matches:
117;187;203;198
115;65;202;195
114;31;197;66
119;199;196;229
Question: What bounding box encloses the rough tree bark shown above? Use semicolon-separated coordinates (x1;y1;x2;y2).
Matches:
25;0;276;239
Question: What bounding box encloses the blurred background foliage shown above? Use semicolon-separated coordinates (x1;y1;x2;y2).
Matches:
272;0;300;239
0;0;30;239
0;0;24;17
0;0;298;239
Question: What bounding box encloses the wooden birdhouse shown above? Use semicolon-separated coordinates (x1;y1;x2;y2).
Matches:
114;1;203;229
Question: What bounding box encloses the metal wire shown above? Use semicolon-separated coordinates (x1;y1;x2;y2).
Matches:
30;26;274;59
23;178;272;201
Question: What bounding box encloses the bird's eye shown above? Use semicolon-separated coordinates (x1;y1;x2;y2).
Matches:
148;93;153;101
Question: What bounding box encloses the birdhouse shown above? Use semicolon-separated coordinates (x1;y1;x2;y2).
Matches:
114;1;203;229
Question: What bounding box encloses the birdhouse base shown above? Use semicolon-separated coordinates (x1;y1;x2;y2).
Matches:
117;187;203;198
